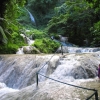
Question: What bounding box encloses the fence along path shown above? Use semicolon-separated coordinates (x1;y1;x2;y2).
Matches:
36;45;99;100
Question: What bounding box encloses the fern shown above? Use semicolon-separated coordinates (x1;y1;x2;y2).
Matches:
0;26;8;44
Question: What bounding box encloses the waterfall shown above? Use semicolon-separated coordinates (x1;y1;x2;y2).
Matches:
0;53;100;100
25;8;35;24
0;55;52;89
20;33;34;45
57;46;100;53
0;82;18;97
50;54;98;81
16;34;35;54
28;11;35;23
16;48;24;54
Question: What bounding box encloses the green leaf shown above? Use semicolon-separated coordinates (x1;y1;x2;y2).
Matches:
0;26;8;44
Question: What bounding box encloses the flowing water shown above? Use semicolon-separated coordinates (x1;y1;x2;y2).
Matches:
58;46;100;53
16;34;35;54
25;8;35;24
0;50;100;100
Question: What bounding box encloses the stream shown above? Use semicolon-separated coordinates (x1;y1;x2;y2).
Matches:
0;48;100;100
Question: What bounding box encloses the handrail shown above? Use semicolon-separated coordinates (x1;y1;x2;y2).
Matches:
36;44;98;100
37;73;95;91
37;47;61;73
86;91;98;100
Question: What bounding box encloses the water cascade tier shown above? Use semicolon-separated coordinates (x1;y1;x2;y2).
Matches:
57;46;100;53
0;52;100;100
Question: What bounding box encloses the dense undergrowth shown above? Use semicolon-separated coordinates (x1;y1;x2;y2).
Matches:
33;38;60;53
0;0;100;54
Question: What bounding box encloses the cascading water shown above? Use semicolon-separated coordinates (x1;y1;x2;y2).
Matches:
0;55;52;89
57;46;100;53
0;52;100;99
16;8;36;54
20;33;35;46
53;38;100;53
16;33;35;54
25;8;36;24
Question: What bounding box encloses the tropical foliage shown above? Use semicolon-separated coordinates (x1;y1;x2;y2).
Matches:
0;0;100;53
0;0;26;53
24;28;47;39
33;38;60;53
47;0;100;46
26;0;59;27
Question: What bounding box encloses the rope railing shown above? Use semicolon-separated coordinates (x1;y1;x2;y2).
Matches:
38;46;62;73
36;44;99;100
36;73;98;100
86;91;98;100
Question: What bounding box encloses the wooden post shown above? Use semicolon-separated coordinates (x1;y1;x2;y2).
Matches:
36;72;38;88
95;90;98;100
61;45;63;55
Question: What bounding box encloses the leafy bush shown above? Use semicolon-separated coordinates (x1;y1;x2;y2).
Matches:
0;31;27;54
33;38;60;53
24;29;48;39
47;0;96;46
11;31;27;47
33;30;46;39
90;21;100;46
27;0;59;27
0;43;19;54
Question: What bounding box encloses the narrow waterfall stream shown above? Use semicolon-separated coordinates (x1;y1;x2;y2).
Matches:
0;51;100;100
25;8;36;24
16;33;35;54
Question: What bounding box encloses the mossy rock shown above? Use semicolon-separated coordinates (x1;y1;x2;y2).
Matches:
23;46;41;54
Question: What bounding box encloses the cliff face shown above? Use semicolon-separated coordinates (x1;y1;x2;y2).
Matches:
0;53;100;100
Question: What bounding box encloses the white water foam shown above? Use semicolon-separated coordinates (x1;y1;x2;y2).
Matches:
16;48;24;54
0;82;19;97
